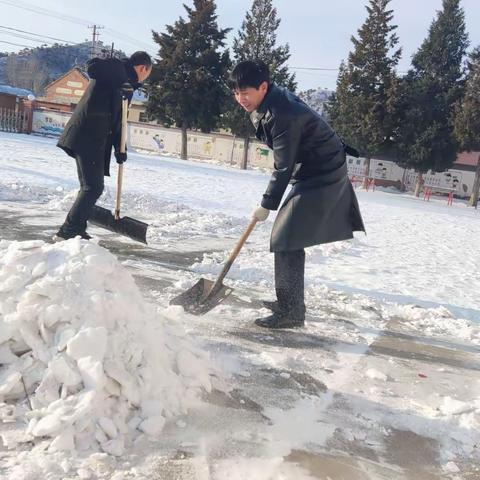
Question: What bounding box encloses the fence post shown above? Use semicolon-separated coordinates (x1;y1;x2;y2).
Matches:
0;108;26;133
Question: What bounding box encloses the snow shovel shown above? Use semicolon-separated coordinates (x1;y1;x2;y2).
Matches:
170;217;258;315
89;98;149;244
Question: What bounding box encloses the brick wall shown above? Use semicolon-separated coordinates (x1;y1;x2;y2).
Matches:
43;69;88;105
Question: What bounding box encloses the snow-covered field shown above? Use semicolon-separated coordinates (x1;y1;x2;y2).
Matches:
0;131;479;479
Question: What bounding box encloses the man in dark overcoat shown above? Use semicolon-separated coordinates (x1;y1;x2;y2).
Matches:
54;51;152;240
230;60;365;329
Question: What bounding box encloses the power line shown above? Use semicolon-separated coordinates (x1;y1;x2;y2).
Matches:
291;65;409;75
0;25;76;44
104;28;156;53
0;31;55;45
291;67;339;71
0;0;157;55
0;39;35;48
0;0;93;26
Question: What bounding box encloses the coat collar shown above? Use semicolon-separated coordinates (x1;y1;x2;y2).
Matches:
123;59;141;89
250;83;275;130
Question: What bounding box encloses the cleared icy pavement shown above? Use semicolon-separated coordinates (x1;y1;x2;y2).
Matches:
1;202;479;479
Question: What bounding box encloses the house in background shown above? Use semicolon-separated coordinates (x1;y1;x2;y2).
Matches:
29;68;150;137
36;67;150;120
38;68;89;109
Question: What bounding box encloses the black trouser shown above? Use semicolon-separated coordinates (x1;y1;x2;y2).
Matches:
274;249;306;317
59;151;104;236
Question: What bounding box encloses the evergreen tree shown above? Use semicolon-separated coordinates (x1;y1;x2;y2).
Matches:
223;0;296;169
453;47;480;207
327;0;401;182
147;0;231;160
395;0;469;195
233;0;296;90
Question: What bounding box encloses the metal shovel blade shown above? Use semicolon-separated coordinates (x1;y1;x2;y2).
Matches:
170;217;258;316
169;278;233;315
89;205;148;244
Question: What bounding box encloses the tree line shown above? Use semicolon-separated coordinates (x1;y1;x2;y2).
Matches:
145;0;480;206
1;0;478;205
327;0;479;206
146;0;294;169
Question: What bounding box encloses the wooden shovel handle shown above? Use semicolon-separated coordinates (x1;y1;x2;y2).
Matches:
211;217;258;291
115;98;129;220
115;164;123;220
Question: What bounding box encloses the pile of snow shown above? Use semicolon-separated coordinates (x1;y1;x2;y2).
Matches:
387;304;480;344
0;239;217;456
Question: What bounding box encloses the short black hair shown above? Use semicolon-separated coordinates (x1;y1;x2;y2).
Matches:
130;51;152;67
229;60;270;90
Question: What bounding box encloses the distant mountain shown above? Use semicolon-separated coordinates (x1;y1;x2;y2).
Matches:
0;42;125;95
298;87;333;117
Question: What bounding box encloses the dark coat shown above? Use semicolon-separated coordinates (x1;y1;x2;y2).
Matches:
57;58;140;176
250;84;365;252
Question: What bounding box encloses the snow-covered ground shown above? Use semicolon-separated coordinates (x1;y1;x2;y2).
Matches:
0;131;479;479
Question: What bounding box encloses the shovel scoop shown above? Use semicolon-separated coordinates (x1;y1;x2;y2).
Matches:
170;217;258;315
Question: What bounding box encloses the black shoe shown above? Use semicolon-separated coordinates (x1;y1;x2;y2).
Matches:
255;312;305;329
53;230;91;241
262;300;306;316
52;230;69;242
262;300;281;313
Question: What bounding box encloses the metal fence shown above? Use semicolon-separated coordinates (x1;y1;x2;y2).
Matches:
0;108;29;133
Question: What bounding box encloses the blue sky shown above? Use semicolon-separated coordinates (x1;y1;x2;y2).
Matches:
1;0;479;90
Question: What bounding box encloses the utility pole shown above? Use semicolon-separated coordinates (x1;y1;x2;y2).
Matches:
88;24;104;59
